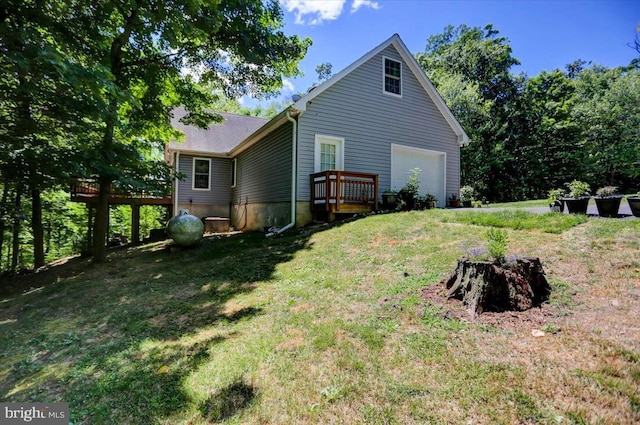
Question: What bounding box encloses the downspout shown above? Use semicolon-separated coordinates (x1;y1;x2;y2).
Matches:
173;152;180;217
267;110;298;237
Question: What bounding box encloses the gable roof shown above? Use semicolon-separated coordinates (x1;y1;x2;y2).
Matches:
168;107;269;156
292;33;470;146
168;34;470;158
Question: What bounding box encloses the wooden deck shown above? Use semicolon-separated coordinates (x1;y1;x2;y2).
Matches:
70;179;173;247
310;171;378;218
70;179;172;206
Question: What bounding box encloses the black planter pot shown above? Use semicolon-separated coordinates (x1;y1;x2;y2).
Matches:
627;197;640;217
382;193;398;209
549;200;564;213
562;197;590;214
594;196;623;218
462;200;472;208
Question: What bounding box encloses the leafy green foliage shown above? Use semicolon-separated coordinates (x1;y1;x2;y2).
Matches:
566;180;591;198
572;67;640;186
417;23;640;203
486;228;508;260
0;0;312;264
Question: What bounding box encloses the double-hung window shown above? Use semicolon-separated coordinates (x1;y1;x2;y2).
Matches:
383;57;402;97
192;158;211;190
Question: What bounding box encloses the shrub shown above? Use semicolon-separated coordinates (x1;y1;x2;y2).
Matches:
547;188;565;203
595;186;618;198
486;228;508;260
565;180;590;198
460;185;475;202
404;168;421;198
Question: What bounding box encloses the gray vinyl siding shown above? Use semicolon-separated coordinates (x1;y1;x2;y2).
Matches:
177;154;231;206
297;44;460;199
232;121;292;205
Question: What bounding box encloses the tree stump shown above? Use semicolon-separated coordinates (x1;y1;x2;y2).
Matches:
443;257;551;317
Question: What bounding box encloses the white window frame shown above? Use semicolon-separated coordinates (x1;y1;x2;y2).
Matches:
314;135;345;173
230;158;237;188
382;56;402;98
192;157;211;191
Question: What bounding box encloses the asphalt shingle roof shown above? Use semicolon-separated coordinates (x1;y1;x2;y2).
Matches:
168;107;269;155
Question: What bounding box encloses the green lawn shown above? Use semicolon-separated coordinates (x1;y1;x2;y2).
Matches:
1;210;639;424
485;199;551;208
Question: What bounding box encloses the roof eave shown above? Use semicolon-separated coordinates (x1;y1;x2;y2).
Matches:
165;147;230;158
458;134;471;147
228;107;297;157
293;34;402;111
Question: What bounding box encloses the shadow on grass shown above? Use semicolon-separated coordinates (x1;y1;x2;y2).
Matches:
199;379;257;422
0;229;314;423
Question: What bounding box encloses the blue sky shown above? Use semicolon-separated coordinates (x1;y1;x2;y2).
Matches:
246;0;639;105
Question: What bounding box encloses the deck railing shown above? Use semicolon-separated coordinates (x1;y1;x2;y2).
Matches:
310;170;378;212
70;178;172;205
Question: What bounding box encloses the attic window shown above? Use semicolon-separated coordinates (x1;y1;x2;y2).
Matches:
383;57;402;96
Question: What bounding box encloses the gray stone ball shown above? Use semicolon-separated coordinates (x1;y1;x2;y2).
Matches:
166;210;204;247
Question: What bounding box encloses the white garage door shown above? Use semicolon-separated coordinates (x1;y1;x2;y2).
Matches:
391;144;446;207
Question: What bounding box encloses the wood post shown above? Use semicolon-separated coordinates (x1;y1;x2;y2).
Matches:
87;205;93;254
131;202;140;245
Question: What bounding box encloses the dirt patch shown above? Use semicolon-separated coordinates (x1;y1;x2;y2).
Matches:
277;328;305;352
420;282;553;330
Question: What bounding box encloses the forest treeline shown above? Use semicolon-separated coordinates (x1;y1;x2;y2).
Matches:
416;24;640;202
1;11;639;273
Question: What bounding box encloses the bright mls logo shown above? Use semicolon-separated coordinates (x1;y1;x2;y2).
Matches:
1;403;68;424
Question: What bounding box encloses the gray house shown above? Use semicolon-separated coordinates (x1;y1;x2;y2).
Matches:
167;34;469;232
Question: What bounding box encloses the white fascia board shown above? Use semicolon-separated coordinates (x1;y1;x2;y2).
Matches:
165;147;229;158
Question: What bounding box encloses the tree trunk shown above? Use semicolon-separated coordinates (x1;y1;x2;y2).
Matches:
91;6;136;262
31;187;45;268
444;257;551;317
0;182;8;274
11;186;22;273
92;176;111;262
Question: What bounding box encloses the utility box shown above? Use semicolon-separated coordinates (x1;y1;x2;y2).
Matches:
204;217;230;233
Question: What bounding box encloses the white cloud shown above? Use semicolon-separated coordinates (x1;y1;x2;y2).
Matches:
280;0;346;25
351;0;380;13
280;0;380;25
282;79;295;92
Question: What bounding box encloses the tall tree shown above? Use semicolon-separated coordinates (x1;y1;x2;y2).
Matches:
0;0;310;261
416;24;521;201
0;0;91;270
513;70;585;198
572;66;640;187
27;0;311;262
315;62;333;82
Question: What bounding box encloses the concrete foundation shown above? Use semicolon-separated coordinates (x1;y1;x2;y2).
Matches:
230;201;313;231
